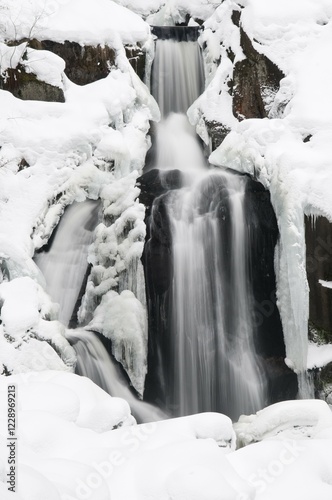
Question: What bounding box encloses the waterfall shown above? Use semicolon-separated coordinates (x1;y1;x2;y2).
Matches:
151;36;205;171
146;31;267;419
152;38;204;117
35;201;164;423
66;329;166;423
168;172;266;419
35;201;99;326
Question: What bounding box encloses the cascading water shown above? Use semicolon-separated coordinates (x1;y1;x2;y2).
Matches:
168;172;266;419
151;32;205;172
35;201;99;326
66;329;166;423
147;29;267;419
35;200;164;423
152;37;204;117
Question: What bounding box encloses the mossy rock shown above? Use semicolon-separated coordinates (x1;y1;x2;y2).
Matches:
309;321;332;345
125;45;146;81
321;363;332;386
316;363;332;405
232;27;284;120
205;120;230;151
0;66;65;102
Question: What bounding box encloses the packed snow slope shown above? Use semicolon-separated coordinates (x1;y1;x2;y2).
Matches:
113;0;221;25
0;0;150;46
1;372;332;499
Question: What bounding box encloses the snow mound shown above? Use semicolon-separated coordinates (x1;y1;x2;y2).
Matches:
113;0;220;25
235;399;332;446
0;0;150;46
0;371;134;432
1;375;332;499
0;372;251;500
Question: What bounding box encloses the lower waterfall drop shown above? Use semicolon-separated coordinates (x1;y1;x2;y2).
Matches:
167;172;266;420
66;329;166;423
35;200;99;326
35;201;163;423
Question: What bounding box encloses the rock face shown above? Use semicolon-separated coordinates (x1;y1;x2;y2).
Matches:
139;169;295;409
138;169;183;405
232;24;285;121
29;40;146;85
29;39;116;85
0;65;65;102
205;11;285;151
244;177;285;359
0;38;147;101
305;216;332;337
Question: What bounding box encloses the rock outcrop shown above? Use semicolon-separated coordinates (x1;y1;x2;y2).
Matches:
1;65;65;102
305;216;332;337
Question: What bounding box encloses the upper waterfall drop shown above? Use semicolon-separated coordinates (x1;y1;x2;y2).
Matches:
150;31;206;173
152;38;204;117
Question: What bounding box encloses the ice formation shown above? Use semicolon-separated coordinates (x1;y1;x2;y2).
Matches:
0;0;157;380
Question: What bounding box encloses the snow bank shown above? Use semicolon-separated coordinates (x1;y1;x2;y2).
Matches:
113;0;220;25
1;374;332;499
188;1;243;140
235;399;332;446
0;277;75;374
0;0;150;46
0;42;65;90
308;342;332;370
0;372;249;500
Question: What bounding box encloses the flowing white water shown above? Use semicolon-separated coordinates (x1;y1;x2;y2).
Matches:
168;172;266;419
36;201;164;423
155;113;205;171
152;39;204;117
151;37;205;173
151;35;266;419
35;201;99;326
67;329;167;423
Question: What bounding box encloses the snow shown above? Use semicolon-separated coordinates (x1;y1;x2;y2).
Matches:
235;399;332;446
0;42;27;73
188;1;243;137
113;0;221;25
0;0;151;46
24;48;66;89
308;342;332;370
0;276;76;374
1;374;332;499
0;372;246;500
319;280;332;290
78;171;148;334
